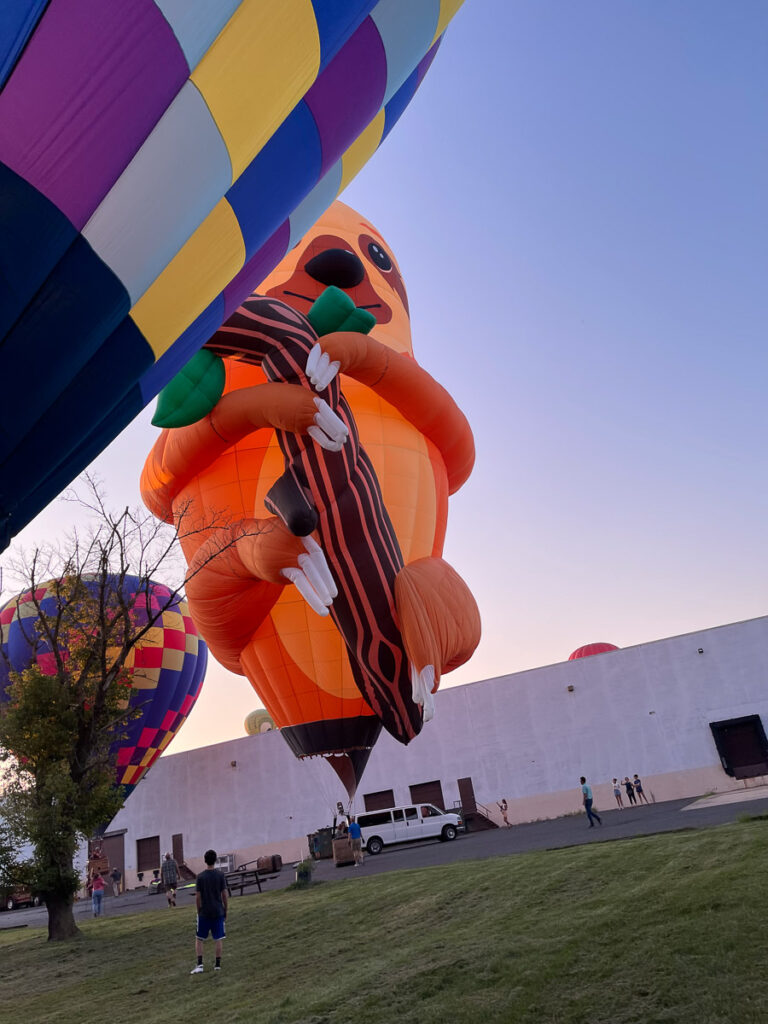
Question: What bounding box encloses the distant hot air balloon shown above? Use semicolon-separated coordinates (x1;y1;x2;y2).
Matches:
244;710;275;736
0;575;207;794
0;0;466;551
568;643;619;661
141;201;480;797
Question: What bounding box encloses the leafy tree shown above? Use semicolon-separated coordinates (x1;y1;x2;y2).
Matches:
0;479;222;940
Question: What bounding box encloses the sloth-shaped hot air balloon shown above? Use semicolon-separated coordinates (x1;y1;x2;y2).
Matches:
141;201;480;795
0;576;207;794
0;0;466;551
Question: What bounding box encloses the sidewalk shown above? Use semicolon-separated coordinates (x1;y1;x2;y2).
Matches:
681;784;768;811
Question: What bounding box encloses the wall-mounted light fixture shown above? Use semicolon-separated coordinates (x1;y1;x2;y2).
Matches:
566;684;575;693
697;648;704;654
230;760;237;768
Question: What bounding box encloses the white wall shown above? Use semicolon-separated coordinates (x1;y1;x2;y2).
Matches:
109;616;768;886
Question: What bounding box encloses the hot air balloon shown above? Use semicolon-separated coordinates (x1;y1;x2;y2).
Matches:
0;0;466;552
244;710;275;736
0;575;207;793
568;643;619;660
141;201;480;796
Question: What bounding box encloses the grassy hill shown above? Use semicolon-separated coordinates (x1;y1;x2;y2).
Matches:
3;820;768;1024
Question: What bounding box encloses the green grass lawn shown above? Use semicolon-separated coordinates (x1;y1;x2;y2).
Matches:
3;820;768;1024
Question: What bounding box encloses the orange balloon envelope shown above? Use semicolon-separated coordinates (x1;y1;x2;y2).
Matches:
141;201;480;795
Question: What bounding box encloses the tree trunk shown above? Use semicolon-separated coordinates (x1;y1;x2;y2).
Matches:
46;895;79;941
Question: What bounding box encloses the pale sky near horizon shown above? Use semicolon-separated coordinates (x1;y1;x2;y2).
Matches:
3;1;766;755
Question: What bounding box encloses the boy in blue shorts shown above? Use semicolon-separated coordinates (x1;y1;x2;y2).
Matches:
190;849;229;974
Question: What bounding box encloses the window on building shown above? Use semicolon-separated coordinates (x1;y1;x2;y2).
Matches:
363;789;395;811
136;836;160;874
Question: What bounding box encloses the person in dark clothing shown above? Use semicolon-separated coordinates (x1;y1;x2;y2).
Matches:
624;777;637;805
191;849;229;974
161;852;179;907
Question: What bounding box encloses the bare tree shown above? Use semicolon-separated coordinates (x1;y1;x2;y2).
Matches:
0;476;234;940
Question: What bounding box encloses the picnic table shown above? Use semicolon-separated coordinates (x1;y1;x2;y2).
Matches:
225;869;263;896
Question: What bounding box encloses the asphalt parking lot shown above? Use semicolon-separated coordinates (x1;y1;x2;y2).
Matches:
4;788;768;930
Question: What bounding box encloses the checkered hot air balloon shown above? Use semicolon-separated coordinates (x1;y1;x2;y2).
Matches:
0;575;207;794
0;0;465;552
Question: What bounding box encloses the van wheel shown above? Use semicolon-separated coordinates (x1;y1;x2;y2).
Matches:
31;896;41;907
441;825;458;842
6;898;14;911
366;837;383;856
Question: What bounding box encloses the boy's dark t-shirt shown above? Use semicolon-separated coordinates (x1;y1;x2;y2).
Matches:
196;868;227;918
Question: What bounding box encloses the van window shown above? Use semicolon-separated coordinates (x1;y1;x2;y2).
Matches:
404;807;418;821
393;810;404;821
422;805;442;817
359;811;392;828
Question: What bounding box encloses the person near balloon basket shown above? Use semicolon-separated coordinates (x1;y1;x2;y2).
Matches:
191;849;229;975
110;866;122;896
161;852;179;907
91;871;105;916
348;817;364;867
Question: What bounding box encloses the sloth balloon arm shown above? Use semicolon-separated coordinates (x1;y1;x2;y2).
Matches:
305;332;474;493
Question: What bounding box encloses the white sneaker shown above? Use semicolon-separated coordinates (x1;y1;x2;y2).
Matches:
190;964;204;974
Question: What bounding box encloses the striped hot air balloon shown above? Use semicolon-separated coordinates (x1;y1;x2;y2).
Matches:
0;0;466;551
0;575;207;794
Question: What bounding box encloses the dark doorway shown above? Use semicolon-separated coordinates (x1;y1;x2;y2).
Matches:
409;780;445;810
710;716;768;778
136;835;161;874
101;831;125;882
172;833;184;865
363;789;395;811
457;777;477;814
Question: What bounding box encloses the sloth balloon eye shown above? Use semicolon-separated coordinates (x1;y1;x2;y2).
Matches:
367;242;393;271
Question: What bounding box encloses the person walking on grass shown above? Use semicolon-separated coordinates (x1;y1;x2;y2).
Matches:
633;774;650;805
580;776;602;828
624;777;637;805
91;871;105;916
161;851;179;907
191;849;228;975
348;816;364;867
612;779;624;809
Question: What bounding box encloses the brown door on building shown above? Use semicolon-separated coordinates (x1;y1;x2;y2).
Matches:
457;778;477;814
409;780;445;810
363;789;395;811
710;716;768;778
172;833;184;865
100;832;126;882
136;836;161;875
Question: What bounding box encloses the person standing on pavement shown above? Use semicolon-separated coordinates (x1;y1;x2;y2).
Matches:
91;871;105;916
348;816;364;867
110;866;122;896
580;776;602;828
191;849;229;975
161;852;179;907
497;799;512;827
612;779;624;809
624;777;637;805
633;774;650;805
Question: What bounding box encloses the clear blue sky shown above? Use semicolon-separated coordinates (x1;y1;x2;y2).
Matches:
7;1;767;751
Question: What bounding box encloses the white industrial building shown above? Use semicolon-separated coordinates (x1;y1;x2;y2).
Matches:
104;615;768;889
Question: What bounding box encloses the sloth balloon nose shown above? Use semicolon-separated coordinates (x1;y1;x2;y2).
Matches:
304;248;365;289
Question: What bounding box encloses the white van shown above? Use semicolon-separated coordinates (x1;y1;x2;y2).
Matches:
356;804;463;855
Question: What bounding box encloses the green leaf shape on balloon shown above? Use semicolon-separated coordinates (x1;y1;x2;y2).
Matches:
152;349;226;428
307;286;376;338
